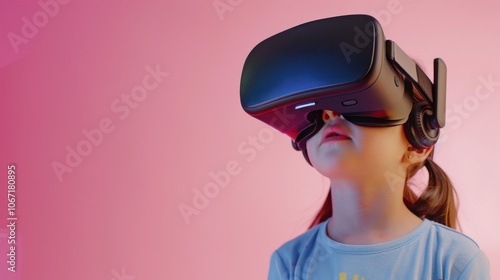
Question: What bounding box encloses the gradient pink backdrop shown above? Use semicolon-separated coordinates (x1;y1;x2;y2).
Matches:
1;0;499;279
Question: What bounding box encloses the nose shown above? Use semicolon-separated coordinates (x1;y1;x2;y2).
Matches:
321;110;341;122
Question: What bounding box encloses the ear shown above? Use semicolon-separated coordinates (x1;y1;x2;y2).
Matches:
405;145;434;164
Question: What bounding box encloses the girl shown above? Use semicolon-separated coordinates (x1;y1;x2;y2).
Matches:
267;109;490;279
237;15;493;280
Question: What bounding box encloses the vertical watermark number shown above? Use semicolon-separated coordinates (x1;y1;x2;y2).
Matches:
6;165;17;272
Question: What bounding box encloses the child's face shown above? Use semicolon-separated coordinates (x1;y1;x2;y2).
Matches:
305;110;411;184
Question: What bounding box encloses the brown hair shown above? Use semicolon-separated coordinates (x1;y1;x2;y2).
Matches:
308;150;460;230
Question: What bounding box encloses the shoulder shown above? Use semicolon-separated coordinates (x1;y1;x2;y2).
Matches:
424;220;491;278
268;222;326;279
272;221;325;262
426;220;481;252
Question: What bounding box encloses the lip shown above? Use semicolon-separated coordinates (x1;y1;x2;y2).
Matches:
321;125;350;144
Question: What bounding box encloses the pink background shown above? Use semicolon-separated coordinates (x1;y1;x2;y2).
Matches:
1;0;499;279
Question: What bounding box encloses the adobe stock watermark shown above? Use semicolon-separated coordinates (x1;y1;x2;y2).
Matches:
297;243;332;277
7;0;70;54
271;247;331;279
438;74;500;145
340;0;411;63
384;163;415;193
384;74;500;190
213;0;243;21
178;107;297;224
110;268;135;280
51;64;169;182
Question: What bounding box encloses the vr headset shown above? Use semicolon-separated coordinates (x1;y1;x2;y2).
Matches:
240;14;446;157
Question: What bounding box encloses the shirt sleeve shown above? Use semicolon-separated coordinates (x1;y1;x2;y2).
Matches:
268;250;289;280
457;250;491;280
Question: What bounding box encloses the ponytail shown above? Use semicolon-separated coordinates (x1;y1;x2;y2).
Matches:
308;157;459;230
404;158;459;229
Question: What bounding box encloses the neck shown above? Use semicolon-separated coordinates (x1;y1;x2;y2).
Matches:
326;178;422;245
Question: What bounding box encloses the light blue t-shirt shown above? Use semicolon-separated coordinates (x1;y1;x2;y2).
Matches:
268;218;490;280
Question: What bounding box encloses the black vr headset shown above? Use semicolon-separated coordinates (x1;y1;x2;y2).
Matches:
240;14;446;162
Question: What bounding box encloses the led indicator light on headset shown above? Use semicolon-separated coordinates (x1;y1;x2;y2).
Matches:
342;100;358;106
295;102;316;110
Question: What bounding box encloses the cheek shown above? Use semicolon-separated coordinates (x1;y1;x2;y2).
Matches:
355;127;408;165
305;132;322;161
304;125;409;177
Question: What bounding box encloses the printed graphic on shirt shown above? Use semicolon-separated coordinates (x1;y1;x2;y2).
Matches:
339;272;366;280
